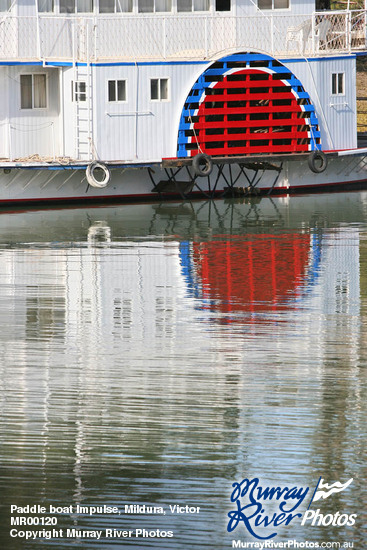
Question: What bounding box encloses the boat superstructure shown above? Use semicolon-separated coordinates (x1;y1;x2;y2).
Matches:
0;0;367;203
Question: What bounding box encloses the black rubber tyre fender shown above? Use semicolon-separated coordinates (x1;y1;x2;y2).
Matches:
308;150;328;174
192;153;213;177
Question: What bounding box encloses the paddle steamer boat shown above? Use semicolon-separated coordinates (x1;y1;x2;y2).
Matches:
0;0;367;203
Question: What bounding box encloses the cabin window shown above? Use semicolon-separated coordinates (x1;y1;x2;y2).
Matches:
331;73;344;95
99;0;132;11
20;74;47;109
60;0;93;13
177;0;209;11
37;0;54;11
72;81;87;102
150;78;169;101
108;80;127;102
138;0;171;12
216;0;231;10
0;0;11;11
258;0;289;9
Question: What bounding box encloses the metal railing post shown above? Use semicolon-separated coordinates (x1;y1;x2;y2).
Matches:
36;14;41;59
271;15;274;56
163;17;166;59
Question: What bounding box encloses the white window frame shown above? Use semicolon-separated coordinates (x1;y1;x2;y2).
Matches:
150;78;170;102
59;0;94;13
331;72;345;96
257;0;290;10
72;80;87;102
20;74;48;110
108;79;127;103
0;0;11;12
176;0;210;12
98;0;132;13
37;0;54;12
137;0;172;13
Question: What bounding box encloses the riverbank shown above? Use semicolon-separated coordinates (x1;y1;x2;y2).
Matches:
357;57;367;131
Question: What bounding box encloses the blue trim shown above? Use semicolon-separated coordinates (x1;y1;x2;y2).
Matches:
0;61;44;66
95;60;209;67
44;61;76;67
0;54;357;68
282;54;356;63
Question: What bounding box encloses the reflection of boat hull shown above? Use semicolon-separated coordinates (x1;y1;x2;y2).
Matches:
1;152;367;205
0;190;366;245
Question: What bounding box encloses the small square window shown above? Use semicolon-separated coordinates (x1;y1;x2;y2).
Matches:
72;81;86;102
108;80;127;102
138;0;171;10
331;73;344;95
0;0;11;11
258;0;288;8
37;0;54;11
215;0;230;10
177;0;208;9
99;0;132;11
20;74;47;109
151;78;169;101
60;0;93;12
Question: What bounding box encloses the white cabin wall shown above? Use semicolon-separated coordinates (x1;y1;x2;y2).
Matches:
93;63;207;162
135;64;206;162
285;56;357;151
315;57;357;151
92;66;137;162
0;67;9;158
8;66;61;160
91;56;356;163
62;67;76;159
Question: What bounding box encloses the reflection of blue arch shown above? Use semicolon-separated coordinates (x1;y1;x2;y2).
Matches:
179;233;323;308
177;52;321;158
301;232;323;295
179;241;200;299
179;241;216;310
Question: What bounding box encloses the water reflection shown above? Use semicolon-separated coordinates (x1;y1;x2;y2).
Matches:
0;193;366;548
181;234;316;316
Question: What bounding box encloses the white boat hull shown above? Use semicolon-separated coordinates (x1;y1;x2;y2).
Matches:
0;153;367;205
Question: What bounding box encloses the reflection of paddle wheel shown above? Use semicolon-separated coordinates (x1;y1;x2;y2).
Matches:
191;234;311;314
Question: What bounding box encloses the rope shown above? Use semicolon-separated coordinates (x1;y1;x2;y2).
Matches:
88;137;99;161
13;154;72;164
188;110;204;154
10;122;54;132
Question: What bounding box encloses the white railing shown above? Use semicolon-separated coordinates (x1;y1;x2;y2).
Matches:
0;11;365;62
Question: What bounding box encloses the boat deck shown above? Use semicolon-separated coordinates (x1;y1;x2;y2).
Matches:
0;134;366;172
